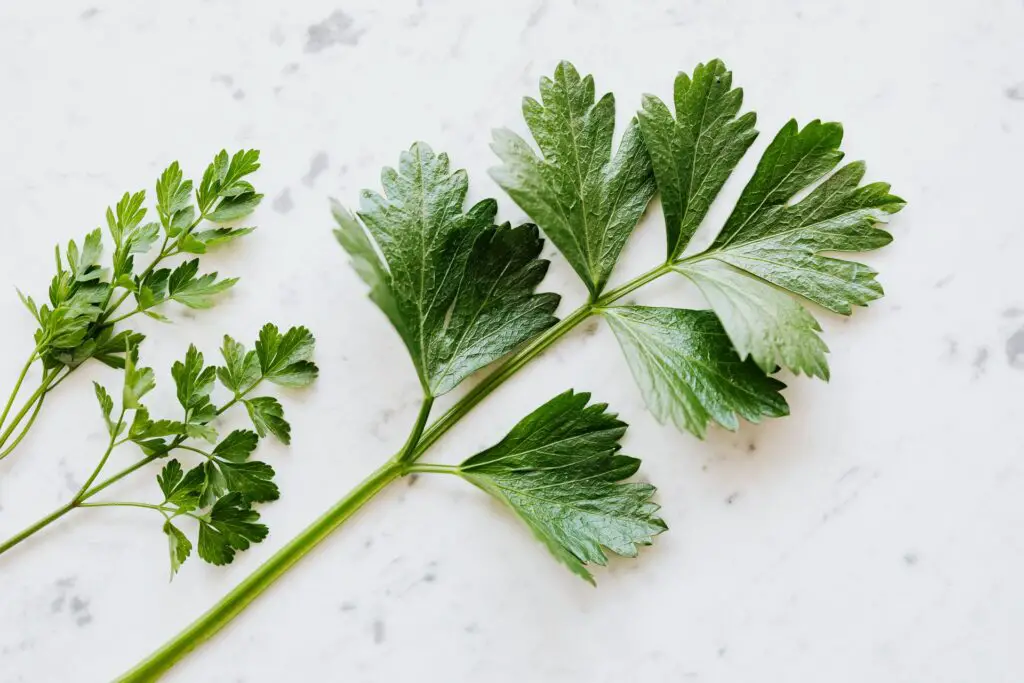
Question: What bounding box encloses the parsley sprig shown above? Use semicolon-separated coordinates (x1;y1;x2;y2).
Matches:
119;60;900;680
0;324;317;575
0;150;263;464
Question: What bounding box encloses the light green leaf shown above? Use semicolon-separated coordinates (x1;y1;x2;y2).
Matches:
122;352;155;410
192;227;255;249
638;59;758;258
679;259;830;378
167;259;237;309
163;521;192;577
602;306;788;437
345;143;559;395
490;61;656;296
332;201;405;339
207;193;263;223
457;390;666;584
93;382;114;433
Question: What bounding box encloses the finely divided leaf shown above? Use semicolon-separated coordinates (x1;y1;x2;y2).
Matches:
338;143;558;396
490;61;656;296
638;59;758;258
602;306;788;438
458;390;665;584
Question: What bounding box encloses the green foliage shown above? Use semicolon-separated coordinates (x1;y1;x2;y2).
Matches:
603;307;788;437
334;143;559;396
17;149;261;376
490;61;656;297
458;391;666;583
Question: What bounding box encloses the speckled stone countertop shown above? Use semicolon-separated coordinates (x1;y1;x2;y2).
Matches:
1;1;1023;681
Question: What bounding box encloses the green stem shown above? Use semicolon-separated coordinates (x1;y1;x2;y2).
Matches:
0;454;157;557
78;501;168;512
406;463;460;475
395;397;434;463
0;384;243;556
74;409;126;499
0;501;78;556
115;458;405;683
116;263;679;680
0;349;39;432
0;368;59;456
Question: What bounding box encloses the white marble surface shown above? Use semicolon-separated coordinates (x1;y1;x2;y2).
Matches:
1;0;1023;681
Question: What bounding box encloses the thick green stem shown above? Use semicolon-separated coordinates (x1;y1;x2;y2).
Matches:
115;458;405;683
117;262;679;680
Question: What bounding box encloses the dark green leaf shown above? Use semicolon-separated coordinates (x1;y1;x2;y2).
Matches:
92;329;145;369
171;345;217;411
212;430;259;463
217;335;260;394
345;143;558;395
159;460;206;511
244;396;291;444
217;460;278;503
673;122;903;378
490;61;656;296
603;306;788;437
129;406;186;440
638;59;758;258
458;390;666;584
197;493;268;566
254;324;318;388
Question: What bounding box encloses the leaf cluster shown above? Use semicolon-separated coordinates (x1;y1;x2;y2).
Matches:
92;323;317;575
334;59;902;582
